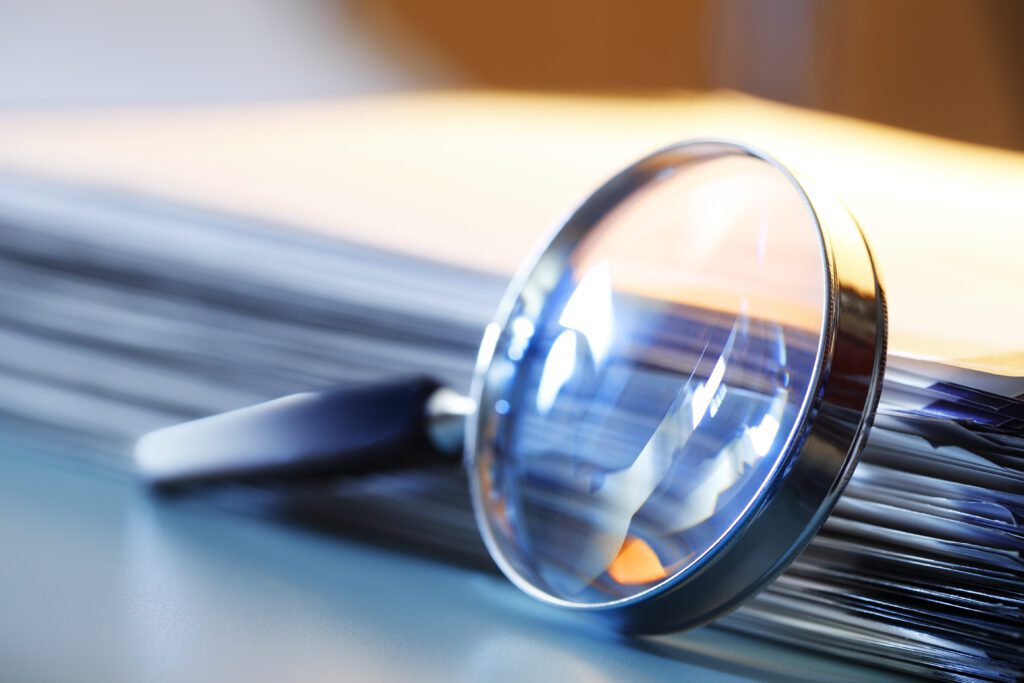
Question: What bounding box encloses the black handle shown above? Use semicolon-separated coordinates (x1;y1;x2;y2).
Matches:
134;376;457;489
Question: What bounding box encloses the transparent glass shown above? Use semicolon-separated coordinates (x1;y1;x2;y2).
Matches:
475;153;829;605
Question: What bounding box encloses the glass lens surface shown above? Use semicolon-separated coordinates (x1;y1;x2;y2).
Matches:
473;151;828;605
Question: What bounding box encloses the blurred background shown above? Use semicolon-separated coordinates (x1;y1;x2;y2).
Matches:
2;0;1023;150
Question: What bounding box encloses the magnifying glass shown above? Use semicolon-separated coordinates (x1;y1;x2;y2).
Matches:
134;140;885;633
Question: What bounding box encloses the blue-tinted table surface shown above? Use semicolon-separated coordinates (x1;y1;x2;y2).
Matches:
0;436;899;683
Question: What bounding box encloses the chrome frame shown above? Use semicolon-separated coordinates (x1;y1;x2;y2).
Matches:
466;139;887;633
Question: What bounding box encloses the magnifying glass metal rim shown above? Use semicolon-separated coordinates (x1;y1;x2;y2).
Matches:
465;138;887;632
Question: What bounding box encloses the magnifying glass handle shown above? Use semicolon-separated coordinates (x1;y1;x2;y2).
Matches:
133;376;473;490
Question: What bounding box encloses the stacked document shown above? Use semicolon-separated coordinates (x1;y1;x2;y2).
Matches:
0;172;1020;681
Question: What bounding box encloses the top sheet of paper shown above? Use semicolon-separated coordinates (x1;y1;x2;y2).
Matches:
1;91;1022;374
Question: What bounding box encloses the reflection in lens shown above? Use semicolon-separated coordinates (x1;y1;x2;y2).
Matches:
475;152;827;605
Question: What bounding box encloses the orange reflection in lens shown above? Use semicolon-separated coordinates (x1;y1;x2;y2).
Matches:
607;536;667;585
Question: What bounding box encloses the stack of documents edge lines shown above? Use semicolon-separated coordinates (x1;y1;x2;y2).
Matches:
0;175;1019;681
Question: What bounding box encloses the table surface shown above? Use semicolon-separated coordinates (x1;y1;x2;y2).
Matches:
0;431;906;683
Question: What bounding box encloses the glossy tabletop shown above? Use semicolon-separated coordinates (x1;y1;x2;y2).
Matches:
0;433;899;683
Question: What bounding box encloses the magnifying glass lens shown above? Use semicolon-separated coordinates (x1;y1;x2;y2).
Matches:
473;152;830;606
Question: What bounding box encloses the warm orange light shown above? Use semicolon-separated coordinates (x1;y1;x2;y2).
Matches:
607;536;667;586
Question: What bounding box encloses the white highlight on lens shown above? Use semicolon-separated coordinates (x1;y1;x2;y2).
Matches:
507;316;536;361
558;260;614;366
691;354;728;429
748;413;781;457
511;317;535;339
536;330;577;414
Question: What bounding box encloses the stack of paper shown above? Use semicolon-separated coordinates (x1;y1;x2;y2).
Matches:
0;170;1020;681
